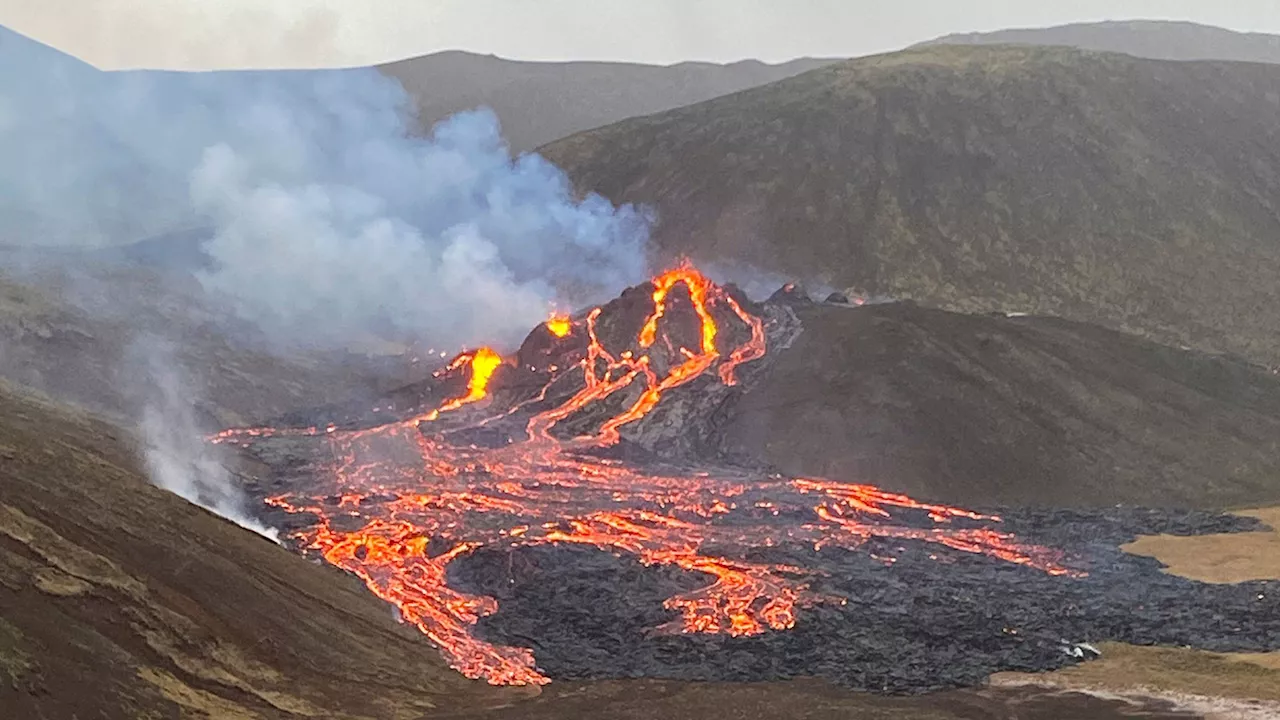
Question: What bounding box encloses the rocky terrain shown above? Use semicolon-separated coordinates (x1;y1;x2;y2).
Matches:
448;509;1277;692
219;276;1280;698
2;366;1242;718
540;45;1280;367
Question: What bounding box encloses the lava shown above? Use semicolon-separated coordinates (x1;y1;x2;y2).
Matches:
430;347;503;416
219;261;1083;687
545;314;573;338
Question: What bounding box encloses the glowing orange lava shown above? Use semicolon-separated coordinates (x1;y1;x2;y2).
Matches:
218;261;1083;687
545;314;573;338
432;347;503;415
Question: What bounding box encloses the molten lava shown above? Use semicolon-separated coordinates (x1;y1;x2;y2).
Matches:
432;347;503;415
545;314;573;338
216;261;1082;687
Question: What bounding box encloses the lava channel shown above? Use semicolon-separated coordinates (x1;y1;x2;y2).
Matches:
215;261;1083;687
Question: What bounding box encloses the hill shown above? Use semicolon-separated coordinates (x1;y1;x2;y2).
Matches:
922;20;1280;64
718;299;1280;509
0;381;517;718
378;51;837;152
539;45;1280;366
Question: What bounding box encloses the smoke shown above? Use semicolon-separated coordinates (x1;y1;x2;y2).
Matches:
131;339;278;541
1;25;652;535
0;25;652;351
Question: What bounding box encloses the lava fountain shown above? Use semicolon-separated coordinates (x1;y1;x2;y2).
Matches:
212;261;1082;686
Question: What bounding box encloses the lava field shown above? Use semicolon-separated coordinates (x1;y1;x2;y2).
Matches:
215;263;1280;692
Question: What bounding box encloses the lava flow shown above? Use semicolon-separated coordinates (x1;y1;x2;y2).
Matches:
215;261;1082;687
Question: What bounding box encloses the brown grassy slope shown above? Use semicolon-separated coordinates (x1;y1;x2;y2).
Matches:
379;52;836;152
922;20;1280;64
540;45;1280;366
716;302;1280;509
0;381;517;719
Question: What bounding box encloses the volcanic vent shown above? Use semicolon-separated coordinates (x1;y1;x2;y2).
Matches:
216;263;1279;691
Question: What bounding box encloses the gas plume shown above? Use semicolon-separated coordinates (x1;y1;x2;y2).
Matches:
0;25;652;351
131;339;278;541
0;24;651;535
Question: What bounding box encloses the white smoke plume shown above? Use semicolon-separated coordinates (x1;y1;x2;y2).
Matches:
132;340;278;541
1;25;652;534
0;25;652;351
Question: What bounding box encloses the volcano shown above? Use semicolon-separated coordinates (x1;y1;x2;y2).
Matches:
217;263;1280;692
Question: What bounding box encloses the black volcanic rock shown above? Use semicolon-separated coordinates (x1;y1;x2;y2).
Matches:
451;509;1278;693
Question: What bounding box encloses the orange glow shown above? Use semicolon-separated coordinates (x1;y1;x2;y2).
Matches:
435;347;503;414
545;314;573;338
217;260;1083;687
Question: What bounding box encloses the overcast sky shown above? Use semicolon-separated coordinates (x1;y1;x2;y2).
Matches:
4;0;1280;69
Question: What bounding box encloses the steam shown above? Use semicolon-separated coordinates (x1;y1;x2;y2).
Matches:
0;25;652;350
132;340;278;541
1;26;652;535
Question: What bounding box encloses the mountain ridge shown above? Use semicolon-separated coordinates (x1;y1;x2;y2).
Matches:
921;20;1280;64
377;50;838;151
539;44;1280;366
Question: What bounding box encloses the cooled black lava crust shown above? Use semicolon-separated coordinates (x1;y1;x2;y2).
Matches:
448;508;1278;693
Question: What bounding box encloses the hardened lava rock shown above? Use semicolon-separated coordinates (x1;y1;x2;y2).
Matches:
451;509;1277;694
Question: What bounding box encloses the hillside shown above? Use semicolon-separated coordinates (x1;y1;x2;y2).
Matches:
0;381;517;718
923;20;1280;64
378;51;836;151
719;300;1280;509
540;45;1280;366
0;262;424;428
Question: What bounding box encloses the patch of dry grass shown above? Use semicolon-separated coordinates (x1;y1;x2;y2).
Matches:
992;642;1280;703
1122;507;1280;584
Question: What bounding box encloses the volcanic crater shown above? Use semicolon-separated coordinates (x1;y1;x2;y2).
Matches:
216;264;1280;692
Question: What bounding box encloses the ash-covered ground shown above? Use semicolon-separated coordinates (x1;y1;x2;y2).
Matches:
223;274;1280;693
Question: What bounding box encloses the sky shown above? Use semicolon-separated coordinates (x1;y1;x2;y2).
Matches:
3;0;1280;69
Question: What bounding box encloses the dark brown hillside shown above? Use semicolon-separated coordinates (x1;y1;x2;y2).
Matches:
540;45;1280;366
720;301;1280;509
0;381;517;718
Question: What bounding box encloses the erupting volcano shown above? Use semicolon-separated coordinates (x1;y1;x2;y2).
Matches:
213;262;1083;687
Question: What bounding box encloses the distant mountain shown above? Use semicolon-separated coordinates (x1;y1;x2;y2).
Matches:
378;51;838;151
921;20;1280;64
540;44;1280;366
